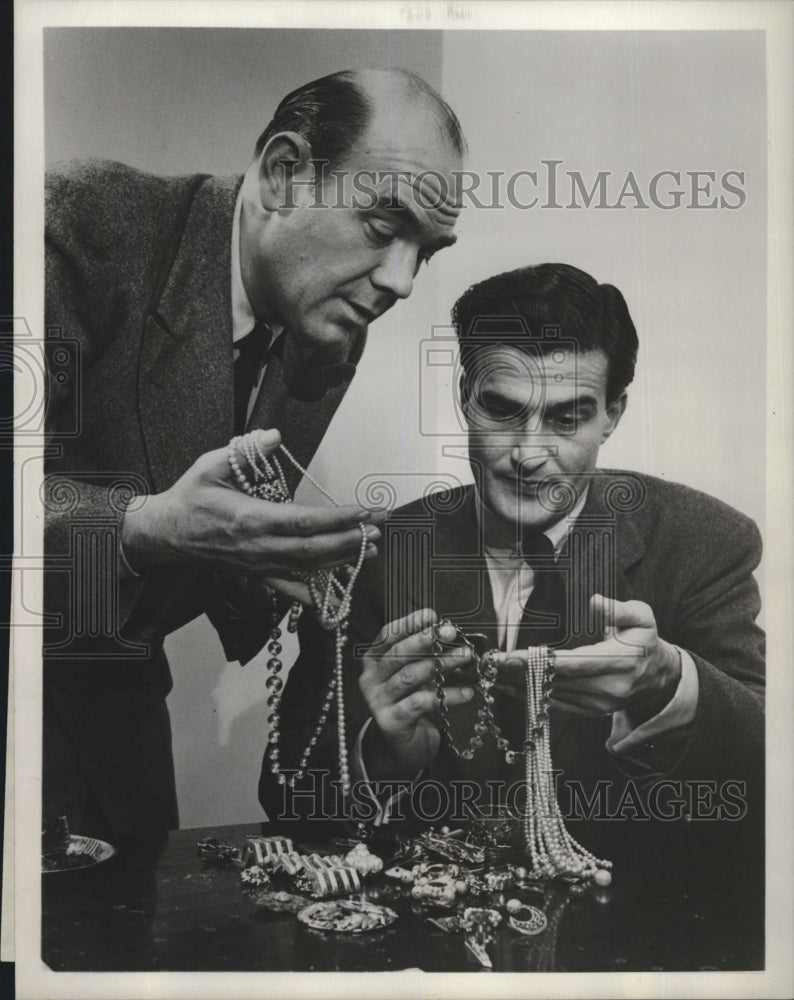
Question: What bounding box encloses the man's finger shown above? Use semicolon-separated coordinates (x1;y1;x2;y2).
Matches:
438;686;477;709
256;523;380;570
391;686;475;726
370;626;471;682
552;638;649;677
265;501;375;537
491;646;626;683
234;427;282;457
491;681;525;703
382;658;437;699
262;576;313;607
383;651;472;700
552;675;628;709
211;429;282;483
368;609;438;656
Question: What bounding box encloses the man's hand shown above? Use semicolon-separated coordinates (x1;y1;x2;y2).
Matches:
121;428;381;576
494;594;682;725
357;609;475;779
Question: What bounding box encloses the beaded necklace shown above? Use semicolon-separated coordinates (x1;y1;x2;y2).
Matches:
430;626;518;761
431;621;611;883
227;433;368;797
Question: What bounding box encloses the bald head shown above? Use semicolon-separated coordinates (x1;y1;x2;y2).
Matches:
354;68;467;157
254;68;466;168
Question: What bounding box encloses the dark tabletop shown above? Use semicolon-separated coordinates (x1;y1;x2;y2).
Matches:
42;821;764;973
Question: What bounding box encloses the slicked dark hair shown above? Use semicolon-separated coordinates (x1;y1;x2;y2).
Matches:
452;263;638;404
254;68;466;168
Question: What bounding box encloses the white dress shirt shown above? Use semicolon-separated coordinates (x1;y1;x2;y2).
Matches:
231;183;284;427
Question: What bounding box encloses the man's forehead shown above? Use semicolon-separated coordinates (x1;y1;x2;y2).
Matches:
341;103;463;209
474;346;610;394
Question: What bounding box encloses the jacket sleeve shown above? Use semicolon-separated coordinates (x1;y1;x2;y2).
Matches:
44;189;149;638
613;506;765;801
44;160;246;654
668;512;764;787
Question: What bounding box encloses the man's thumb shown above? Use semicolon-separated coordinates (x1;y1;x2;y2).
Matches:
590;593;652;634
216;428;283;484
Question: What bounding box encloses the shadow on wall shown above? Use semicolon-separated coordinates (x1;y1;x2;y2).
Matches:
165;611;300;828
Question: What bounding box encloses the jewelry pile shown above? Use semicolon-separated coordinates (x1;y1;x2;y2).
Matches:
430;621;612;884
197;833;395;933
196;826;609;968
228;432;369;796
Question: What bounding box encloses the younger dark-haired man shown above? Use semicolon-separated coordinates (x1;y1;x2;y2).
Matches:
260;263;764;874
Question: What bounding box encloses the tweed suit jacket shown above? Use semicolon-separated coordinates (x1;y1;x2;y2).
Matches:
260;474;764;863
43;158;354;836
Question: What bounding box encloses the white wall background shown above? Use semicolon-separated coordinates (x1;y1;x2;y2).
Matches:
44;28;765;828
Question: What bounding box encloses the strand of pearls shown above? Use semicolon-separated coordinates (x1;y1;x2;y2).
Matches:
523;644;612;882
227;433;368;797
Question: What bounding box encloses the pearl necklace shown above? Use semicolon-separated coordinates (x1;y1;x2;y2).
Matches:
227;433;368;797
429;618;612;883
523;644;611;882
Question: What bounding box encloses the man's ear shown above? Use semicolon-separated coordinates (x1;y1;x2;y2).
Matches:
601;392;628;443
256;131;315;212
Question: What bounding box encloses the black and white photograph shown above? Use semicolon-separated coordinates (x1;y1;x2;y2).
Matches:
9;2;794;998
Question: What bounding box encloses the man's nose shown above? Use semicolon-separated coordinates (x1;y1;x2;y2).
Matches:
511;440;555;475
370;242;416;300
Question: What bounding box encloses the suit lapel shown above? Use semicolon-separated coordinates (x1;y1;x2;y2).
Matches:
563;470;647;615
139;175;241;492
428;486;499;645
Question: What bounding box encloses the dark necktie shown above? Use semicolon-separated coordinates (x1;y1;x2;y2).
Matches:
233;321;273;435
518;530;568;648
489;532;569;782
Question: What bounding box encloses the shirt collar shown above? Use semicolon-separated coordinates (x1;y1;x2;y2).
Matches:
479;484;590;562
231;182;284;346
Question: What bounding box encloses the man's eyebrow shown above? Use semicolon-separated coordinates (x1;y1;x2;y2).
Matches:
368;193;459;248
478;387;600;410
543;394;599;414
